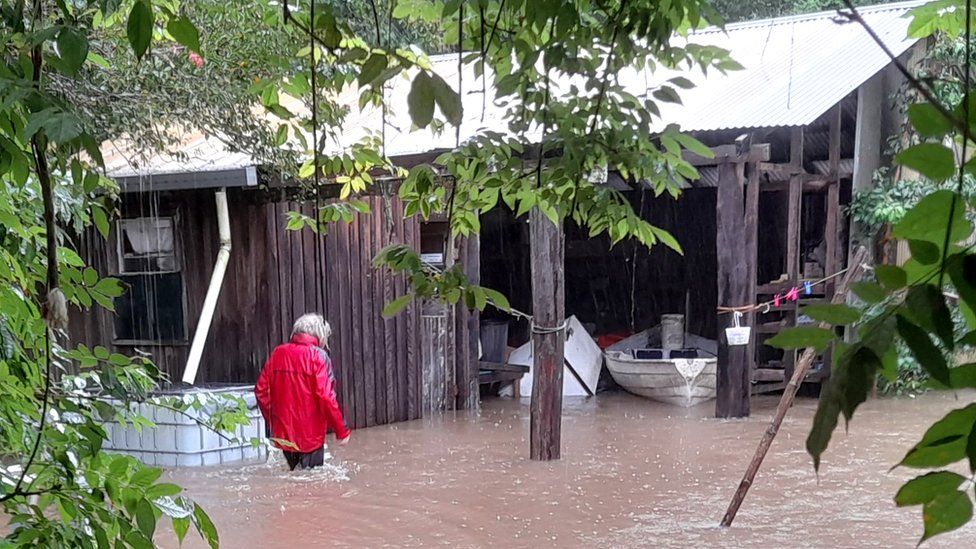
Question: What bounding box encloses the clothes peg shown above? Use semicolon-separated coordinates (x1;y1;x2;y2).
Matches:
804;281;813;295
786;287;799;302
774;294;781;308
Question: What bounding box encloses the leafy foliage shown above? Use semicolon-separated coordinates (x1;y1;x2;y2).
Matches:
1;1;250;547
766;3;976;542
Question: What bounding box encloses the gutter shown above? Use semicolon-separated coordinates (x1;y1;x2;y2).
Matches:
181;189;232;384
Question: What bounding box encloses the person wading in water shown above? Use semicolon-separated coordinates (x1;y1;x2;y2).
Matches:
255;313;351;470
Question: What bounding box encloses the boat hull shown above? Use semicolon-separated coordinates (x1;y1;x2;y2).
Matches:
604;351;717;407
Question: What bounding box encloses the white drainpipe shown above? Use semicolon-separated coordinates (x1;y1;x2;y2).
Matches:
182;189;232;384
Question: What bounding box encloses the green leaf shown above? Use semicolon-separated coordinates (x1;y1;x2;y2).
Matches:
274;124;289;146
192;503;219;549
874;265;907;290
893;190;973;245
482;287;511;312
801;304;861;325
851;281;886;304
130;466;163;487
908;103;953;137
766;326;834;352
652;86;681;104
949;254;976;329
895;143;956;181
901;404;976;468
127;0;155;61
382;294;413;318
671;131;713;159
851;281;888;303
897;314;950;386
56;28;89;75
135;498;157;539
92;206;110;238
314;11;341;48
166;15;201;53
358;53;388;87
805;342;883;470
668;76;695;89
895;471;967;506
909;239;941;265
430;73;462;126
920;490;972;543
146;483;182;499
407;72;435;128
842;345;882;421
173;516;190;544
904;285;955;349
125;531;154;549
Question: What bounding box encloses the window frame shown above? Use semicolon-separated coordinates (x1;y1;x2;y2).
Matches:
111;211;190;346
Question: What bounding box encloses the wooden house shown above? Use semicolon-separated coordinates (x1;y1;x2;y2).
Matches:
71;1;926;425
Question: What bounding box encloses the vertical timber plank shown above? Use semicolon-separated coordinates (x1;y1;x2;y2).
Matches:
406;213;421;419
360;208;377;427
715;161;751;418
347;212;366;428
463;232;481;410
744;163;760;384
826;107;842;296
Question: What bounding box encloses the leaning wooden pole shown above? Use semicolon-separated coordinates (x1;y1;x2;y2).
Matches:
529;208;565;461
720;247;868;527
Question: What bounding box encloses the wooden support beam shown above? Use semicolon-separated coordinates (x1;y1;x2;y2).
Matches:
790;126;804;168
683;143;771;166
761;177;832;192
715;161;751;418
744;162;760;384
786;175;802;285
757;162;805;182
825;106;842;297
529;208;565;461
456;233;481;410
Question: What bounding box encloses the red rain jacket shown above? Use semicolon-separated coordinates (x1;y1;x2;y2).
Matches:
255;333;350;453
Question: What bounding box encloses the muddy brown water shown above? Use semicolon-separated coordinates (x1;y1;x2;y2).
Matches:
164;391;976;548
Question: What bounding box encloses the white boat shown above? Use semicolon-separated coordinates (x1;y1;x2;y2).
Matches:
604;349;717;407
603;322;718;407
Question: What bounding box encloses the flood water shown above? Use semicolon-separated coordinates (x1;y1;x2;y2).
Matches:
165;391;976;548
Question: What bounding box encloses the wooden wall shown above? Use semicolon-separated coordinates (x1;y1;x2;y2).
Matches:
69;189;423;429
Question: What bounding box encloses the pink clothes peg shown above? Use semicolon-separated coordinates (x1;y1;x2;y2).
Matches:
786;287;799;302
774;294;781;308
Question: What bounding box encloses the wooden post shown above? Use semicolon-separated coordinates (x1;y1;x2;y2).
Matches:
784;127;805;374
715;160;751;418
744;162;761;386
529;208;565;461
461;233;481;410
825;106;842;297
720;247;867;528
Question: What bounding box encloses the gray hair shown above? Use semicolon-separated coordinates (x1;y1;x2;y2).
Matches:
291;313;331;348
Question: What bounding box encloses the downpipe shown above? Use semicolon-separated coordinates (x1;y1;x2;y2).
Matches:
181;189;232;384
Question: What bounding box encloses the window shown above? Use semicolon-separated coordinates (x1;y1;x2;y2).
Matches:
420;222;448;267
113;216;187;344
117;217;179;273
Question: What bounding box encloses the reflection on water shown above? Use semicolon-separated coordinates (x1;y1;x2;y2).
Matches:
164;391;976;548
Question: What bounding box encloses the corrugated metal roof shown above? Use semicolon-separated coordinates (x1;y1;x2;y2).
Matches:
334;0;924;157
652;0;925;131
103;1;925;177
102;131;255;178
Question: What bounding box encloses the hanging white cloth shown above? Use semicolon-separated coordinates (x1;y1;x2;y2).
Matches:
122;218;174;256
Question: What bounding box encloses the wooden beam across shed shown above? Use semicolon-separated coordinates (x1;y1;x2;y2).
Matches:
683;143;770;166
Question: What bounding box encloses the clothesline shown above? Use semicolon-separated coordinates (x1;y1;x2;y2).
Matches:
716;266;855;315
